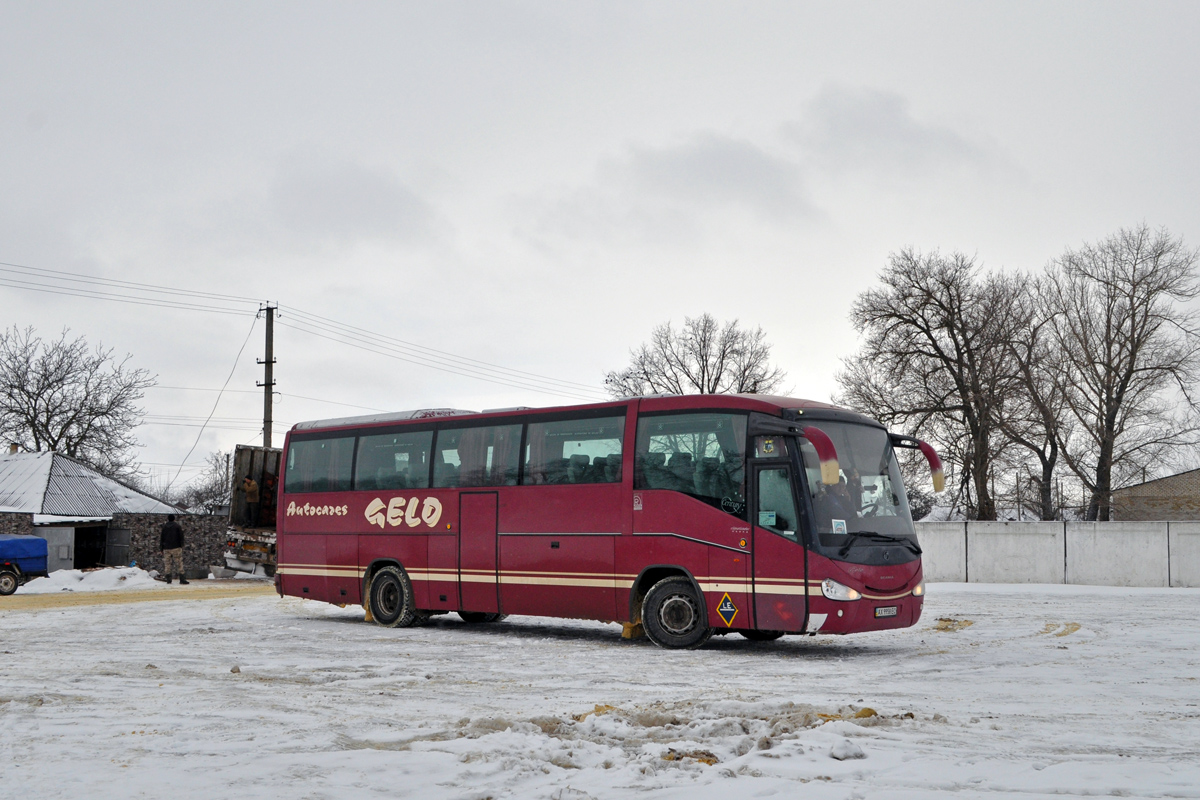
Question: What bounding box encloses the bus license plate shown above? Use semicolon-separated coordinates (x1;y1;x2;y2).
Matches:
874;606;898;618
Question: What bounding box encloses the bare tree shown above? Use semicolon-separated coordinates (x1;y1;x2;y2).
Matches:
605;314;785;396
180;450;233;514
837;250;1026;520
995;277;1072;520
0;326;156;478
1046;225;1200;520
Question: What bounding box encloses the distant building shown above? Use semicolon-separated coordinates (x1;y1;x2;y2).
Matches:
1112;468;1200;521
0;452;226;577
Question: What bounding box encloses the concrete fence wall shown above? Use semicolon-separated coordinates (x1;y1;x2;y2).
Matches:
916;521;1199;587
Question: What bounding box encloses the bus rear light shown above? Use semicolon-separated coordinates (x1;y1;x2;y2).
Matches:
821;578;861;601
801;426;840;485
917;441;945;493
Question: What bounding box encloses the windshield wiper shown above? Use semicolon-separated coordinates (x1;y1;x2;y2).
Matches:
837;531;922;557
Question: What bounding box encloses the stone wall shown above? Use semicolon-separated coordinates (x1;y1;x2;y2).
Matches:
113;513;230;579
0;512;34;537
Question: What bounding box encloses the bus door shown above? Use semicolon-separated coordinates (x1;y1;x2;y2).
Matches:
459;492;500;614
751;463;808;633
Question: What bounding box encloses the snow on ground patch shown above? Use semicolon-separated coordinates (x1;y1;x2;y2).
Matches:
2;585;1199;799
16;565;163;593
332;698;917;797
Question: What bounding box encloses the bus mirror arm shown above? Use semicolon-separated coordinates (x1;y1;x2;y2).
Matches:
889;434;945;493
800;426;840;485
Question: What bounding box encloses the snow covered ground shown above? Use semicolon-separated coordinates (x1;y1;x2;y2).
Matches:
16;566;261;594
2;583;1198;799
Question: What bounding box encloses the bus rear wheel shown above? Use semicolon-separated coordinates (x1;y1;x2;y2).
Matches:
458;612;507;624
367;566;424;628
642;576;713;649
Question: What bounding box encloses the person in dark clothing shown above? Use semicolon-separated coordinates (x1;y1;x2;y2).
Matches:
158;514;188;584
242;477;260;528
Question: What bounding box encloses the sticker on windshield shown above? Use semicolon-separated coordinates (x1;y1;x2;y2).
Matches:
758;511;777;526
832;519;848;534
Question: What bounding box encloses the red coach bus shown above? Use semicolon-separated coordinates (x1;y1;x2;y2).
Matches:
274;394;943;649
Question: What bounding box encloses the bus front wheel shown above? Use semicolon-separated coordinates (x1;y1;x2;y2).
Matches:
642;576;713;650
368;566;423;628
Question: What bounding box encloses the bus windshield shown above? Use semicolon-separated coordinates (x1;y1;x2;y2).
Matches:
796;422;917;551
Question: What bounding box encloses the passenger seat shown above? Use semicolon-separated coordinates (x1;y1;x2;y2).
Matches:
568;454;590;483
605;453;622;483
668;453;695;490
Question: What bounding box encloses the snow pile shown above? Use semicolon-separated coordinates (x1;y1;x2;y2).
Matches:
374;698;894;790
17;566;164;594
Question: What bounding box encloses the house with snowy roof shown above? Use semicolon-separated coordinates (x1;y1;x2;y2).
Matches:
0;451;226;577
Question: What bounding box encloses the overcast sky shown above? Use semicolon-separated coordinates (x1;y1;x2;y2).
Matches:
3;1;1198;488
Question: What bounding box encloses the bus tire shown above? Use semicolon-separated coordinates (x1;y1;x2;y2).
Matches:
459;612;507;624
739;630;784;642
0;569;18;596
642;576;712;650
367;566;421;628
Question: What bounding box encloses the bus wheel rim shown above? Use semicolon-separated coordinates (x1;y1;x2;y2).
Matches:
659;594;697;635
379;582;400;616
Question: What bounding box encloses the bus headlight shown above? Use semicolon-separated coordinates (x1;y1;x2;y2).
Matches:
821;578;861;601
912;581;925;597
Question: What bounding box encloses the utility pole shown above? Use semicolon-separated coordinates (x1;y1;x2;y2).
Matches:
257;304;277;448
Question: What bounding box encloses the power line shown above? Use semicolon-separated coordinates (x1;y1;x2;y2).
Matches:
281;305;605;395
166;316;259;493
147;385;387;412
277;319;605;401
144;413;294;425
0;258;609;400
0;271;257;316
0;261;257;304
142;421;272;432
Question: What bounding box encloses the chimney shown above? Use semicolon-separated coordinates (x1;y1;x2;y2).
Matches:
7;443;17;455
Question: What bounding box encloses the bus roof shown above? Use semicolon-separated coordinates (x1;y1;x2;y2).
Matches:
289;394;877;434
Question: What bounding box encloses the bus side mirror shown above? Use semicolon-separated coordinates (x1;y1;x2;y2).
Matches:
801;426;840;485
918;440;945;493
889;433;945;493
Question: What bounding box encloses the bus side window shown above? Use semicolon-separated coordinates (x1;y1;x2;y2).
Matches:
437;424;521;488
634;412;748;517
522;415;625;486
355;430;433;491
757;467;798;539
284;436;355;494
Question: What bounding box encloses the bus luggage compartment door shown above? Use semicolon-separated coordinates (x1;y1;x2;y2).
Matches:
459;492;500;614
